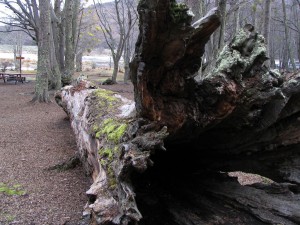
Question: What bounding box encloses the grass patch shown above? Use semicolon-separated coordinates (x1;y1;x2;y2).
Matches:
0;211;15;223
0;183;26;196
95;118;128;143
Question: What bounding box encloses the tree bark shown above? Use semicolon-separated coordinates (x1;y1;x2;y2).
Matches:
282;0;296;71
298;36;300;64
48;24;62;90
53;0;65;71
111;57;119;83
56;83;166;224
218;0;227;50
232;0;240;35
123;40;130;83
63;0;76;85
75;51;83;72
251;2;256;28
263;0;271;68
128;0;300;223
56;0;300;224
32;0;51;102
263;0;271;51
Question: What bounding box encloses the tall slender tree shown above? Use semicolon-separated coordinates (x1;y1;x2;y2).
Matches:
282;0;296;71
32;0;51;102
0;0;80;89
232;0;240;34
63;0;80;85
263;0;271;67
93;0;137;84
218;0;227;50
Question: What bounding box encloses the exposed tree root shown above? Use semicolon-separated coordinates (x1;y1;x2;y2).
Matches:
47;153;81;172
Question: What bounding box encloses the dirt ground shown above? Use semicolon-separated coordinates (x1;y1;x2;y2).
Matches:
0;78;267;225
0;81;91;225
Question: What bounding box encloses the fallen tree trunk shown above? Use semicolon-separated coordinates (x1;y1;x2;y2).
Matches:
56;0;300;224
55;82;168;224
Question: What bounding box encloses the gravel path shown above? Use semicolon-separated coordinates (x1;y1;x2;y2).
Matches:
0;81;90;225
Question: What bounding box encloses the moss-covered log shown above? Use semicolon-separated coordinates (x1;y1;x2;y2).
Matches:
55;82;168;224
57;0;300;224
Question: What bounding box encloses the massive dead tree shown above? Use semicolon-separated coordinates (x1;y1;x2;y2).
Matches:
57;0;300;224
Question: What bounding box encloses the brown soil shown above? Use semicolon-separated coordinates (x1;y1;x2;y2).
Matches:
0;81;91;225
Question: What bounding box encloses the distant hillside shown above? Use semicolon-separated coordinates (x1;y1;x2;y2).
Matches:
0;26;36;46
0;1;134;52
81;2;121;51
0;44;37;54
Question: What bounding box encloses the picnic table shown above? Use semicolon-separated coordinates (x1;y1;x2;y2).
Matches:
0;73;25;84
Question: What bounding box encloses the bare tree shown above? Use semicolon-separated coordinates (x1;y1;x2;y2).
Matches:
231;0;240;34
184;0;201;21
63;0;80;85
52;0;65;72
93;0;137;84
218;0;227;50
32;0;51;102
263;0;271;67
0;0;82;88
282;0;296;71
0;0;63;89
123;1;138;83
0;0;38;41
13;32;23;71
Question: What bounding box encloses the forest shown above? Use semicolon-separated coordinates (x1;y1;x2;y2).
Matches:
0;0;300;225
0;0;300;88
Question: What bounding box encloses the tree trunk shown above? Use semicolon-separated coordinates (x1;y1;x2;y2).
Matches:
263;0;271;51
282;0;296;71
75;51;83;72
111;58;119;83
63;0;76;85
298;36;300;63
218;0;227;50
282;45;289;70
54;0;65;71
48;24;62;90
56;0;300;224
186;0;201;22
233;0;240;35
123;40;130;83
128;1;300;223
251;2;257;29
32;0;51;102
263;0;271;68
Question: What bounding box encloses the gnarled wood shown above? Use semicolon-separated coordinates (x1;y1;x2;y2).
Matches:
129;0;300;224
57;0;300;224
55;81;168;224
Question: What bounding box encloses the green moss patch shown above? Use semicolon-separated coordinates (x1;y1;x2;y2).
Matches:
95;119;128;143
0;212;15;223
98;146;120;168
98;146;120;190
90;89;131;192
93;89;119;107
99;147;114;163
0;183;26;196
209;30;267;81
170;2;191;24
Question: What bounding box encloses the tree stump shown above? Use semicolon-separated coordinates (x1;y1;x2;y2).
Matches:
56;0;300;224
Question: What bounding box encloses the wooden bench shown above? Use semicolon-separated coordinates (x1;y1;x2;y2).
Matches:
0;73;25;84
